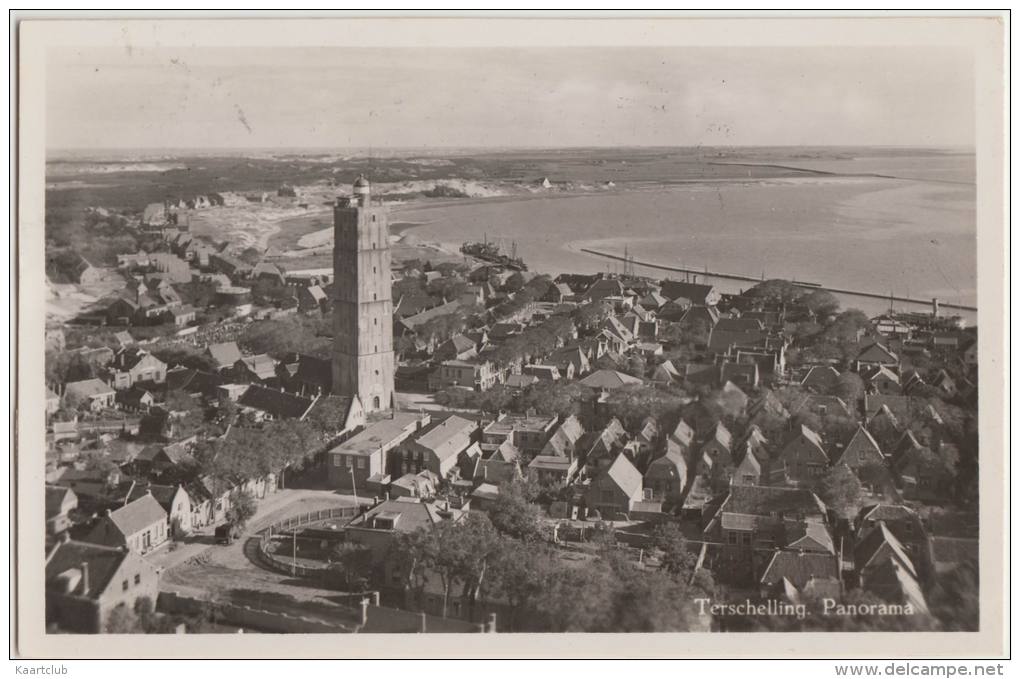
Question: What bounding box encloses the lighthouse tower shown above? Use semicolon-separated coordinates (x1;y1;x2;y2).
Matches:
332;175;394;412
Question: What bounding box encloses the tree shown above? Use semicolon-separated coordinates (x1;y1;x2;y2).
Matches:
601;385;686;431
685;318;712;347
488;479;544;542
607;561;698;632
821;309;871;345
150;343;220;373
833;371;865;403
225;489;257;531
818;464;864;518
328;542;373;591
504;272;525;293
803;289;841;318
624;354;647;379
745;279;806;306
389;513;501;619
650;522;698;580
45;350;96;386
520;381;594;418
105;603;141;633
238;247;263;266
929;562;979;631
240;315;331;358
572;301;613;330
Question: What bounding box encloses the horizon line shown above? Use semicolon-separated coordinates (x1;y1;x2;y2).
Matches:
47;143;977;156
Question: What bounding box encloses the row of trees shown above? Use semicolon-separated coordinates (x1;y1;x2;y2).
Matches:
190;395;354;490
238;314;332;359
379;481;713;632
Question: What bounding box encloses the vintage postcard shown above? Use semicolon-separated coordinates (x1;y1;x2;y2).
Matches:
14;13;1008;659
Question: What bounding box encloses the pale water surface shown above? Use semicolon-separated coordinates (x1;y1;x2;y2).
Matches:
397;154;976;320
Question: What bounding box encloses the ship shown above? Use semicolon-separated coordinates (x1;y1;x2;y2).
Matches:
460;237;528;271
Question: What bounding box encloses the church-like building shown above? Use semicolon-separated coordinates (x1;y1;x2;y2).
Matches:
332;176;395;413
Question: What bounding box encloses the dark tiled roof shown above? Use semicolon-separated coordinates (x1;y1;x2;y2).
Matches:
165;367;223;395
294;354;332;391
720;485;826;517
126;483;181;512
239;385;316;420
660;280;715;304
46;540;130;598
46;485;76;517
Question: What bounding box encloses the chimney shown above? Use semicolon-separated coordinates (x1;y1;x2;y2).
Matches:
418;611;427;633
932;297;941;318
359;597;370;626
79;561;90;596
373;591;380;606
487;612;498;633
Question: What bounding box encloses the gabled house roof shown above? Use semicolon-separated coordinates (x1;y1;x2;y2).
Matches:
856;342;899;364
65;378;115;399
541;415;584;457
801;365;841;391
442;334;477;355
165;367;223;395
399;300;462;332
716;317;764;332
238;385;318;420
504;374;538;389
414;415;475;464
785;520;836;554
600;453;643;498
706;485;827;531
106;493;167;537
207;342;242;369
583;277;627;302
748;389;790;421
46;540;134;599
854;521;918;580
670;419;695;448
791;424;825;454
705;421;733;451
660;280;716;305
126;483;183;514
835;427;885;468
236;354;278;380
652;360;681;382
759;550;838;589
707;326;768;354
646;448;686;478
46;485;77;517
528;455;574;471
864;392;914;419
579;369;642;390
733;443;762;476
601;316;634;344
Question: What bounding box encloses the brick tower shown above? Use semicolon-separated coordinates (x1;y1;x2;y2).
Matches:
332;175;394;412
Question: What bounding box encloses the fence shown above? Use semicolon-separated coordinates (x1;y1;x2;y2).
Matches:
255;506;365;577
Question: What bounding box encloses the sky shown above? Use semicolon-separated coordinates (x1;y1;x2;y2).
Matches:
46;46;975;150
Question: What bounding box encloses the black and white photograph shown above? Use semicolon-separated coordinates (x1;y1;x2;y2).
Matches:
13;13;1008;662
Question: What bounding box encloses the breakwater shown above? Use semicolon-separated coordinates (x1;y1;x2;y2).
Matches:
579;247;977;313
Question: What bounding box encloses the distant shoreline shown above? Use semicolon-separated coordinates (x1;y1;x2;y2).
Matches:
577;246;978;313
